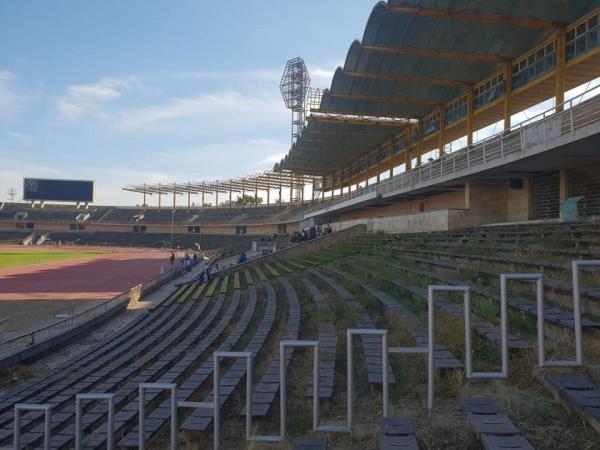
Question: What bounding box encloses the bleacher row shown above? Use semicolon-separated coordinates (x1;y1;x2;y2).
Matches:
0;202;302;225
43;231;259;252
0;221;598;449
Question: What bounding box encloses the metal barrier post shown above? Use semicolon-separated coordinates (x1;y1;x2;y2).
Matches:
427;286;470;402
138;383;177;450
472;273;543;378
75;393;115;450
213;351;253;450
13;403;52;450
250;340;319;442
543;260;599;367
346;329;388;432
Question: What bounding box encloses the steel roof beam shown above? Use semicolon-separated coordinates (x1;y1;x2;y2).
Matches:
343;70;472;88
362;43;509;63
389;6;562;29
308;114;414;127
328;92;442;106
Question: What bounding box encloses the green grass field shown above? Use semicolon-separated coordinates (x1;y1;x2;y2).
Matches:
0;250;106;269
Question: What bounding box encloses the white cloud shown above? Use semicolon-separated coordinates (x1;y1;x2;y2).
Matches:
56;76;139;122
0;71;27;120
112;90;287;131
310;66;337;89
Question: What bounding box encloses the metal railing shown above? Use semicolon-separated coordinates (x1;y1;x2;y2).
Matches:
304;85;600;217
0;267;177;359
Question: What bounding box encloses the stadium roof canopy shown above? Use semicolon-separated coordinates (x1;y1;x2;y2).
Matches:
278;0;599;175
123;171;314;201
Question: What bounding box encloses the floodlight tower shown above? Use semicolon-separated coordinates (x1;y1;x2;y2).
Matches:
280;57;310;146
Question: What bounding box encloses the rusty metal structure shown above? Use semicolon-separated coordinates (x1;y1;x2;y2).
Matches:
123;171;316;209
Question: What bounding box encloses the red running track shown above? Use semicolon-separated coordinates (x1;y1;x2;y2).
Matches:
0;247;171;301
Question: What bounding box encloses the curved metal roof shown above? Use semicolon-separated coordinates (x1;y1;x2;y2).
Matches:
279;0;600;176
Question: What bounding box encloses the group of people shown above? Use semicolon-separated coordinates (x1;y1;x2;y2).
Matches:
196;263;220;285
169;251;200;272
290;223;332;244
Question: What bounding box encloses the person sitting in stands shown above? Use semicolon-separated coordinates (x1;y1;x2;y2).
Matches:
192;253;198;265
309;226;316;240
301;229;308;241
238;252;248;264
197;271;205;285
183;254;191;272
169;252;175;266
326;224;332;234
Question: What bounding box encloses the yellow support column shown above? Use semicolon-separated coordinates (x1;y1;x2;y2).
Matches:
504;62;512;130
389;139;394;177
556;26;566;112
467;87;474;146
438;107;445;157
416;120;423;166
405;128;412;171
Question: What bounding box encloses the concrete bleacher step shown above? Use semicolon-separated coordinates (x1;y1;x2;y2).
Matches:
245;277;300;417
0;294;214;448
264;263;281;277
401;249;600;304
355;279;463;369
244;269;254;285
255;266;268;281
288;260;307;270
544;374;600;433
461;398;534;450
177;282;196;303
310;269;396;385
350;259;530;350
220;274;229;294
388;253;600;330
275;261;295;273
161;284;186;307
205;277;220;297
181;282;277;432
117;289;248;447
377;417;419;450
191;282;206;300
293;437;329;449
301;277;336;399
233;271;241;289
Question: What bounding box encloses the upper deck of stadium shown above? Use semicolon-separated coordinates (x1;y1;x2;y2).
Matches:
120;0;600;233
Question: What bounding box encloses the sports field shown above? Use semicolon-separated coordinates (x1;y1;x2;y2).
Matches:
0;249;106;269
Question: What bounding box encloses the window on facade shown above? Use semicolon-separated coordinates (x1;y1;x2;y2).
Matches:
410;126;419;144
444;95;468;126
422;111;440;137
369;153;377;168
512;41;556;90
381;145;390;160
394;134;406;154
567;13;599;61
474;73;505;110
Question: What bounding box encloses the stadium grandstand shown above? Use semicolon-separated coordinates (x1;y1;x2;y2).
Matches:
1;1;600;449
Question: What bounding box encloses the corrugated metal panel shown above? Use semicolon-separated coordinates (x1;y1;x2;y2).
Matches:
534;172;560;219
568;165;600;217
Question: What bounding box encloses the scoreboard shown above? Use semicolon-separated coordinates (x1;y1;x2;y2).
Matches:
23;178;95;203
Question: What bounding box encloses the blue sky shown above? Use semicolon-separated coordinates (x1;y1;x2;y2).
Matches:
0;0;375;205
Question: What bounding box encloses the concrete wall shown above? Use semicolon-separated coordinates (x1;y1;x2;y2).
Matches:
327;179;535;234
0;221;288;236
